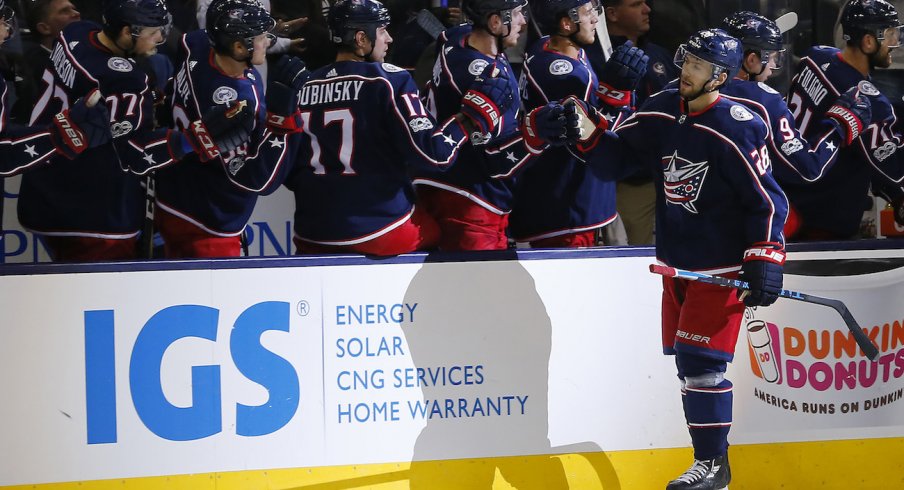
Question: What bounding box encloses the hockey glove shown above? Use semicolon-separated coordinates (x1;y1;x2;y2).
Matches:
825;85;871;146
737;241;785;307
597;41;648;108
521;102;567;150
50;91;111;159
177;101;254;162
563;96;609;151
266;81;302;134
270;55;310;91
460;62;514;139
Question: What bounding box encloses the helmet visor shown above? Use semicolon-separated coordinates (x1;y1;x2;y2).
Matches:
132;13;173;45
0;5;17;41
760;48;785;71
879;24;904;48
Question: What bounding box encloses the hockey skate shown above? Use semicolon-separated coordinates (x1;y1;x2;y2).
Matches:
666;454;730;490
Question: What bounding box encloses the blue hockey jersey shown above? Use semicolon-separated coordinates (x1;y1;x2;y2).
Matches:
720;79;844;184
785;46;904;237
586;89;788;271
18;20;170;238
510;37;617;241
0;78;63;177
154;30;292;236
284;60;470;244
413;26;540;215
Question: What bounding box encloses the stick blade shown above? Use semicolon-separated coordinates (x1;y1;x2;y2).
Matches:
649;264;676;277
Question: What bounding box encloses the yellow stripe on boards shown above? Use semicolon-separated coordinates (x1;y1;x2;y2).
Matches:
4;438;904;490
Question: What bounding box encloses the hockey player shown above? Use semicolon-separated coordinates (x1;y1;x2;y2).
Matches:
413;0;566;251
18;0;249;262
784;0;904;240
153;0;298;258
720;11;872;188
510;0;647;247
284;0;530;256
566;29;790;489
0;1;109;178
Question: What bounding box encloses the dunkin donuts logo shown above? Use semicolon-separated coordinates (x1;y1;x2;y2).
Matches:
745;309;904;414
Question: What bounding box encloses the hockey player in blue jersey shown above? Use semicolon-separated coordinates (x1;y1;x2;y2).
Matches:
413;0;567;251
784;0;904;240
510;0;647;247
719;11;873;191
567;29;788;489
0;1;110;178
18;0;250;261
284;0;525;256
153;0;299;258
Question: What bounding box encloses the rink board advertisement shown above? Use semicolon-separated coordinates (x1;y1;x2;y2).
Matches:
1;248;903;487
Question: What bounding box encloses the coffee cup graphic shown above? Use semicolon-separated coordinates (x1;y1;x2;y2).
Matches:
747;319;781;384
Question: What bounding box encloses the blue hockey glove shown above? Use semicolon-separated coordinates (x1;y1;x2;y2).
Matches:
597;41;648;108
50;90;111;159
563;96;608;151
521;102;567;150
825;85;871;146
461;62;514;139
270;55;310;91
266;81;301;134
737;241;785;307
173;101;254;162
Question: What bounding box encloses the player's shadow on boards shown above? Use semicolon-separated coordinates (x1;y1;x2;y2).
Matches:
401;251;621;489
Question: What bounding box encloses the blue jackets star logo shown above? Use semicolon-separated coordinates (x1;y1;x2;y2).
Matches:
662;151;709;214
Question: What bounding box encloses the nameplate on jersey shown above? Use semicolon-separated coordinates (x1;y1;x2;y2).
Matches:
299;80;365;106
549;60;573;76
796;65;828;105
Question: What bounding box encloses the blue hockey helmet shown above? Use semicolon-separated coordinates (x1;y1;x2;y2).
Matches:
674;28;743;82
463;0;528;29
206;0;277;54
721;11;785;71
840;0;902;46
328;0;391;47
531;0;598;35
102;0;171;41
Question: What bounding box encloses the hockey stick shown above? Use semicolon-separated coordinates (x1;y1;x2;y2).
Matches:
595;4;613;61
649;264;881;361
140;172;156;259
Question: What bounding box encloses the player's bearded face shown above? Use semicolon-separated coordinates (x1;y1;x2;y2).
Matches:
0;21;9;43
678;53;713;99
870;27;901;68
132;26;165;57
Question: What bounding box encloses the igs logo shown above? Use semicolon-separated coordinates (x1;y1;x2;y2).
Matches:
84;301;299;444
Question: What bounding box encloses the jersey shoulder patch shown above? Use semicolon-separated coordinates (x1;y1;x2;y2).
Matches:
107;57;133;73
212;86;238;105
730;104;754;121
757;81;778;94
381;62;405;73
468;58;489;76
548;59;573;76
858;80;880;96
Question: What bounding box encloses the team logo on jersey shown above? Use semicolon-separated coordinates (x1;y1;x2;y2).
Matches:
409;117;434;132
111;120;133;138
781;138;804;155
382;63;404;73
757;82;779;95
857;81;880;96
730;105;754;121
471;131;491;145
549;59;573;76
468;59;489;76
107;57;133;73
227;155;246;175
874;141;897;161
662;151;709;214
652;61;666;75
212;86;238;105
